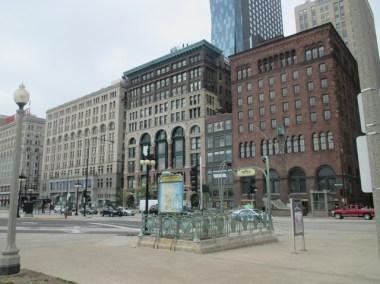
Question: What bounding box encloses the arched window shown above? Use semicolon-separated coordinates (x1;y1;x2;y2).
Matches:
245;142;250;158
240;143;245;158
320;132;327;150
100;124;106;133
317;165;336;192
261;140;267;156
155;130;168;170
190;125;200;150
299;135;305;152
128;137;136;160
267;169;281;193
92;127;98;136
289;167;306;193
70;132;75;140
268;140;273;155
273;139;279;155
84;129;90;137
250;142;256;157
286;136;292;153
327;131;334;149
108;122;115;131
140;133;151;158
312;133;319;151
292;136;299;153
172;127;185;169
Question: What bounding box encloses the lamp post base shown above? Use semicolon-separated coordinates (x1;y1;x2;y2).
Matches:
0;251;20;275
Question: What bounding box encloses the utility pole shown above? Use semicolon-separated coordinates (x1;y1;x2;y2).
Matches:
357;88;380;258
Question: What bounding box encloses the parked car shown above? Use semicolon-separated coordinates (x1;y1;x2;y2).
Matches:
101;206;120;217
117;207;135;216
231;209;261;221
331;205;374;220
54;205;64;214
148;204;158;215
80;207;98;215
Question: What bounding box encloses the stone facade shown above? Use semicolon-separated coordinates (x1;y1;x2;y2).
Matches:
230;24;364;212
0;114;45;206
122;40;231;208
40;82;126;208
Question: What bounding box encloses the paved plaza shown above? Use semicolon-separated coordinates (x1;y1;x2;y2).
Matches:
0;214;379;284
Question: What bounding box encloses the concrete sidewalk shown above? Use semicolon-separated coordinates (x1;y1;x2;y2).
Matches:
1;220;379;284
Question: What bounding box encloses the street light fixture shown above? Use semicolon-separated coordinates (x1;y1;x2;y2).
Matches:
0;84;30;275
17;175;26;218
140;152;155;235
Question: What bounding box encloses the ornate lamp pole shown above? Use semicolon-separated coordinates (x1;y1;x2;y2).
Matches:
139;152;155;235
0;84;30;275
74;182;81;216
16;175;26;218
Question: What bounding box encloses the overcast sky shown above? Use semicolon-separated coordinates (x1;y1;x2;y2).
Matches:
0;0;379;118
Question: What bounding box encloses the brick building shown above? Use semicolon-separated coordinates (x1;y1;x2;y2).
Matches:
122;40;231;207
230;23;363;214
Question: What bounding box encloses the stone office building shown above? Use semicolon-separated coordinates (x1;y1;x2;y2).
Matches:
40;82;127;208
230;24;363;213
0;112;45;207
122;40;231;207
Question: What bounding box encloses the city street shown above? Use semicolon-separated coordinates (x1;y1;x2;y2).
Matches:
0;214;379;284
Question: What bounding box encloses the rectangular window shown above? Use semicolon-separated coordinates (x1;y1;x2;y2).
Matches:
237;85;242;93
293;85;300;96
321;78;328;89
247;96;253;105
270;104;277;113
248;109;253;118
282;88;288;97
296;114;303;125
269;77;275;86
322;94;329;104
259;93;264;103
319;63;326;73
281;73;287;82
307;81;314;92
247;82;252;91
283;102;289;112
259;107;265;116
238;111;243;120
238;98;243;106
295;99;302;109
293;70;299;80
306;66;313;77
239;125;244;133
270;90;276;100
260;121;265;130
284;116;290;127
309;96;316;106
324;110;331;120
258;79;263;89
271;119;277;129
248;123;254;132
310;112;317;122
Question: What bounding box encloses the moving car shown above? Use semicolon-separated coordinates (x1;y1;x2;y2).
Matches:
148;204;158;215
101;206;119;217
331;205;374;220
231;209;262;221
117;207;135;216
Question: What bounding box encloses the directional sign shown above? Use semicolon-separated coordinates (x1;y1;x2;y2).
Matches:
235;168;256;177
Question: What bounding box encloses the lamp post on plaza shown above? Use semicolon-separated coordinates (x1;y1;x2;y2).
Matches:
139;150;155;235
16;175;26;218
74;181;81;216
0;84;30;275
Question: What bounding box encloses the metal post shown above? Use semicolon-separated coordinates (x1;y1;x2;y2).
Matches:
200;156;203;211
75;182;80;216
0;103;25;274
144;160;150;234
16;177;24;218
265;156;271;216
83;146;89;217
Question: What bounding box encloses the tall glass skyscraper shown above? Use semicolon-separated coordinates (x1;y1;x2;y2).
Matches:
210;0;284;57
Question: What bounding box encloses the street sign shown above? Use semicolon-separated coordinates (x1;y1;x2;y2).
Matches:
357;135;373;193
235;168;256;177
358;93;366;134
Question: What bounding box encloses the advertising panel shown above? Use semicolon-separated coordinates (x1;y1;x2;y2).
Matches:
291;199;304;236
158;174;184;213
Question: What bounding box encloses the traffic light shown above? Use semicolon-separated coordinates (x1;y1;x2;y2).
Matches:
190;165;198;192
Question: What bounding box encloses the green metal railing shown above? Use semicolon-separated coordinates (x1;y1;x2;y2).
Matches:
141;211;273;241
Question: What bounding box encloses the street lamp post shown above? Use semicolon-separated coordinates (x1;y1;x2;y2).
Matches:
263;155;271;216
0;84;30;275
74;182;81;216
140;153;155;235
16;175;26;218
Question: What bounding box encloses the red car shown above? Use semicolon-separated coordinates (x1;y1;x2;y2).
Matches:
331;205;375;220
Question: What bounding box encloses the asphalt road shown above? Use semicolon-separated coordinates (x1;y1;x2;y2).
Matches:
0;216;142;235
